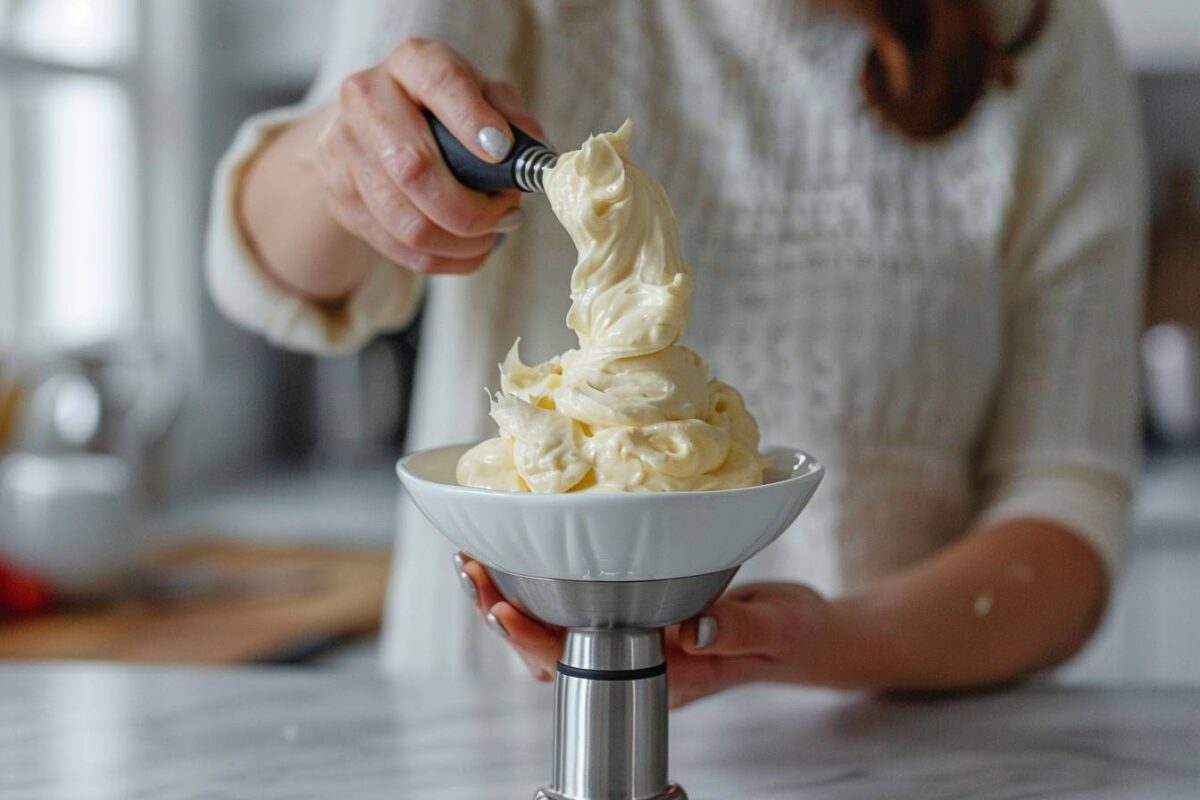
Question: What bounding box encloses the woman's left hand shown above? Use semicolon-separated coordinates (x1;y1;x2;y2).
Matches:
455;553;843;707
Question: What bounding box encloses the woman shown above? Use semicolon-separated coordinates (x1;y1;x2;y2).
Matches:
207;0;1145;703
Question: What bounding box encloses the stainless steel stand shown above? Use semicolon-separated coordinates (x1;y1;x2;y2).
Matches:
488;567;738;800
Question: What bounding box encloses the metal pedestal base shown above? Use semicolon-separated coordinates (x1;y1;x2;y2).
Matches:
487;567;737;800
534;783;687;800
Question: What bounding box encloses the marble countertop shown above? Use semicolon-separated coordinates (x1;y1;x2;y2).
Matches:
1;664;1198;799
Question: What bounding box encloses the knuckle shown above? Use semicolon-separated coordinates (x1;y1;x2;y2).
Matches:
391;37;453;75
778;597;808;631
407;252;437;274
324;176;356;208
328;200;370;244
692;655;723;691
373;187;407;229
319;162;357;207
391;36;418;56
388;145;434;192
390;36;425;62
316;120;350;163
314;145;337;182
451;205;489;237
377;238;413;267
487;77;516;95
324;196;354;229
315;130;335;164
422;59;472;97
487;78;521;103
720;606;751;650
338;70;373;107
397;214;436;249
396;36;441;56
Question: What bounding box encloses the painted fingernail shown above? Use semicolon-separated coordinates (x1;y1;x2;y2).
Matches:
486;610;510;639
490;233;508;252
494;208;525;233
457;569;478;605
452;552;466;572
695;616;718;650
478;126;513;161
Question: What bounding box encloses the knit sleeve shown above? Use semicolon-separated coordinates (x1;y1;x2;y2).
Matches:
204;0;524;354
974;1;1148;576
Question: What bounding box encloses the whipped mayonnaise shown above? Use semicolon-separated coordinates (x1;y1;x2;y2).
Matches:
457;122;766;493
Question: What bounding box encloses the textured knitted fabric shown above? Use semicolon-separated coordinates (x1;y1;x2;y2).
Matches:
206;0;1146;675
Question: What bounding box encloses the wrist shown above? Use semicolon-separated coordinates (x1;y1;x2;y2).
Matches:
238;109;376;304
801;593;901;690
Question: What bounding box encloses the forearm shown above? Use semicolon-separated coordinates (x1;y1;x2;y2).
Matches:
238;105;382;303
825;519;1109;691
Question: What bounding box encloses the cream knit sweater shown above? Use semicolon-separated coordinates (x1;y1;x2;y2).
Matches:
206;0;1146;675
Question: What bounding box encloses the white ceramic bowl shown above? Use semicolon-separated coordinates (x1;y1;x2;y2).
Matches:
397;444;822;581
0;453;141;595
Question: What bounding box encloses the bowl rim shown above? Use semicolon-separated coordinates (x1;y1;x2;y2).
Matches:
396;442;823;502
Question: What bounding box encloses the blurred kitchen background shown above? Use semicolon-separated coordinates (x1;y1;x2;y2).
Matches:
0;0;1197;677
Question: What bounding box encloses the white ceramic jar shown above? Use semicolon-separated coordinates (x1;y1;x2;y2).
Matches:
0;453;141;596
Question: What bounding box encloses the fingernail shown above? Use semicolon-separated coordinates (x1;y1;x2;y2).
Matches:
457;569;478;605
478;126;513;161
494;208;525;233
490;233;508;252
695;616;718;650
452;552;466;572
486;610;510;639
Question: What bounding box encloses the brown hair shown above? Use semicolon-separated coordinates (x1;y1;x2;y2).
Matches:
837;0;1051;140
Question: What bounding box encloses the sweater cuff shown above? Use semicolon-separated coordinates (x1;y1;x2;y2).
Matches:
204;105;423;356
974;466;1130;579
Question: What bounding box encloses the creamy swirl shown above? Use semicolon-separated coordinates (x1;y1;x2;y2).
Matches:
456;122;766;493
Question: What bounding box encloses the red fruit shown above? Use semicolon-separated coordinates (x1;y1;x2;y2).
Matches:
0;558;53;616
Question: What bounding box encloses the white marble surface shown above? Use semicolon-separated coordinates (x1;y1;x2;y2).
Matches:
0;664;1198;799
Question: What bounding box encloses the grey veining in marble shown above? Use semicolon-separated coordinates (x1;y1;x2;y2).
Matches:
0;664;1197;799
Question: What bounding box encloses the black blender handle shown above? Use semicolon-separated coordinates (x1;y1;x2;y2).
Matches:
424;110;557;193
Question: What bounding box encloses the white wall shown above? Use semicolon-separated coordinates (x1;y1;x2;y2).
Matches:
1064;544;1200;684
1103;0;1200;72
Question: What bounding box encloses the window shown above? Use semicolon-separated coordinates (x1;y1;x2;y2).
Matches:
0;0;141;349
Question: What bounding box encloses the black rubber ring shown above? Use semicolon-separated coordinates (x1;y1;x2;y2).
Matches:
555;661;667;682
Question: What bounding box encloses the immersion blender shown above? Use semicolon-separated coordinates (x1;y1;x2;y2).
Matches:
425;111;558;193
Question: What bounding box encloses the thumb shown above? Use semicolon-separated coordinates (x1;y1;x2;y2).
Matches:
679;584;824;657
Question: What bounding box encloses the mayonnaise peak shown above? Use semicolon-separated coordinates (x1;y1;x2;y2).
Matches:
456;122;766;493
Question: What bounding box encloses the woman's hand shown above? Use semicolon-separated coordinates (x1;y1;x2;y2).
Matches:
452;521;1111;700
316;38;544;276
241;38;546;304
454;553;843;708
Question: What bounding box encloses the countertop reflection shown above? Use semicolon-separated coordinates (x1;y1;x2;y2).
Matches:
1;663;1198;799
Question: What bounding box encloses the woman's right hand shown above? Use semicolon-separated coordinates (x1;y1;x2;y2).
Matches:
314;38;545;279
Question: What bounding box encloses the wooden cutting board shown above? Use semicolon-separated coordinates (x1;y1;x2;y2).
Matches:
0;378;20;451
0;540;390;664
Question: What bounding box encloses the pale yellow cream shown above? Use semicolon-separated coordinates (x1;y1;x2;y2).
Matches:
456;122;766;493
